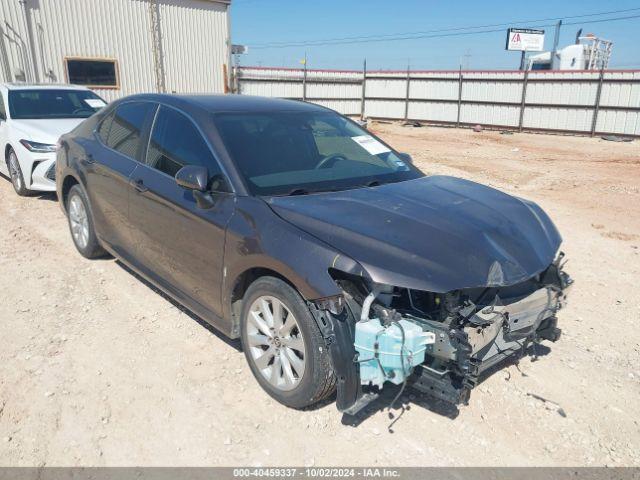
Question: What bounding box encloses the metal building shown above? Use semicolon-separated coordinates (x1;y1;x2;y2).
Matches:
0;0;232;101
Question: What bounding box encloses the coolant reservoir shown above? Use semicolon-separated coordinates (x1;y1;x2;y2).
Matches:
355;318;435;388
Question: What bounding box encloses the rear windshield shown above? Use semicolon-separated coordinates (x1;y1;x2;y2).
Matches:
213;110;423;196
8;89;107;120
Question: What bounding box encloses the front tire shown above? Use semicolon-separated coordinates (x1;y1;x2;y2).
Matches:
6;148;32;196
240;277;336;409
66;184;106;259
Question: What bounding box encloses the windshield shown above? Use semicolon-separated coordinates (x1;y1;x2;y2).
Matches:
213;110;423;196
8;89;107;120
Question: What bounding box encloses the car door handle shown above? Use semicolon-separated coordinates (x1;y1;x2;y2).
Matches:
77;153;95;164
133;179;148;193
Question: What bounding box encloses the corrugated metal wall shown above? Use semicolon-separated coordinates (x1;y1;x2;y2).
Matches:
237;67;363;115
237;66;640;137
0;0;230;102
159;0;229;95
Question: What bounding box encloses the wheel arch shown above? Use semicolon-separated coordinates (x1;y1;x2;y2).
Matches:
4;142;37;190
228;267;299;338
4;142;20;171
60;174;81;212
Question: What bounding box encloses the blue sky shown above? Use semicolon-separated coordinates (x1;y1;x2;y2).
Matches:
230;0;640;70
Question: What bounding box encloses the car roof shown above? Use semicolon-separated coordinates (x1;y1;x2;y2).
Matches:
1;83;91;91
118;93;329;115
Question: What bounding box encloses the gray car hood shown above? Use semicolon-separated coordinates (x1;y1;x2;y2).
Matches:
267;175;562;293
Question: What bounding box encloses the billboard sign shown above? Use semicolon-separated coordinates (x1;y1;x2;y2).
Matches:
506;28;545;51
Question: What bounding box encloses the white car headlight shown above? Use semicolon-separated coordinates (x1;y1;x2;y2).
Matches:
19;139;57;153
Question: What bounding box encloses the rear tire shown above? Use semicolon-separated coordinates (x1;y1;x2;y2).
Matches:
240;276;336;409
6;148;32;197
66;184;106;259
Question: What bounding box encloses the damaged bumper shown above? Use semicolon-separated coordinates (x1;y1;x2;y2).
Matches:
311;253;573;414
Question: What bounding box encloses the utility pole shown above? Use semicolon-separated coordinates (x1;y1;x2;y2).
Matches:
551;20;562;70
360;58;367;121
463;49;472;70
302;51;308;101
403;60;410;122
456;65;463;127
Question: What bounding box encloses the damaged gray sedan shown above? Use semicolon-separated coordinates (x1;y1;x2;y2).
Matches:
57;94;572;414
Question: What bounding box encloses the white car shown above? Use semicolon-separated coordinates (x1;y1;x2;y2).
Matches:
0;84;106;196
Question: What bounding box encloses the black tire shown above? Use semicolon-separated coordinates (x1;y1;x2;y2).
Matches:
240;276;336;409
6;148;33;197
66;184;106;259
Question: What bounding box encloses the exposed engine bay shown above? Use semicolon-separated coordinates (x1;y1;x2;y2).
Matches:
311;253;572;414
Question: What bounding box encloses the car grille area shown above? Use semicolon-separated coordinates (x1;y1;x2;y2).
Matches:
45;163;56;182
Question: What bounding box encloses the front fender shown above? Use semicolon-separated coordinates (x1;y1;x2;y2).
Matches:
9;142;37;188
222;196;365;325
55;137;89;214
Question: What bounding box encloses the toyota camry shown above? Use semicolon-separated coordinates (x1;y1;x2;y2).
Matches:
56;94;572;413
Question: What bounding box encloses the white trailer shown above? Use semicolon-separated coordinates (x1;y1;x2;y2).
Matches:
527;34;613;71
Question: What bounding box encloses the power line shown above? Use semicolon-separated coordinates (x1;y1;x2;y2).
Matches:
231;0;265;5
251;15;640;49
252;7;639;47
249;7;640;48
248;8;640;49
564;14;640;27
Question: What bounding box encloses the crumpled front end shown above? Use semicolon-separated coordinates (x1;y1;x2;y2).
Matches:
311;253;572;414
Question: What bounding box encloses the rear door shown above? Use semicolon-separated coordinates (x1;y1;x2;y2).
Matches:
84;101;157;257
128;104;235;319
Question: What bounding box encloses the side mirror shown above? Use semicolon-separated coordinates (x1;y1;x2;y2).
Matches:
175;165;208;192
397;152;413;164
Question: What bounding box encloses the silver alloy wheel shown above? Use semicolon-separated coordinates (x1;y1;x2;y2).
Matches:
8;152;22;191
246;296;306;391
68;194;90;250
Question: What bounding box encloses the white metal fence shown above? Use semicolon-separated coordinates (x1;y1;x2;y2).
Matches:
237;66;640;137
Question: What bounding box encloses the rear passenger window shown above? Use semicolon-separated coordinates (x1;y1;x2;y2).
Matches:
107;102;155;160
146;106;224;181
96;111;114;143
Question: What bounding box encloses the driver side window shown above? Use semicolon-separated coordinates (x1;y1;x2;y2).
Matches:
146;106;228;191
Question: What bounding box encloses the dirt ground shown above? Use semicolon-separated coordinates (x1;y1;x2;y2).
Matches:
0;124;639;467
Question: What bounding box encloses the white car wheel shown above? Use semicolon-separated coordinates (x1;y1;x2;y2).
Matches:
6;149;30;196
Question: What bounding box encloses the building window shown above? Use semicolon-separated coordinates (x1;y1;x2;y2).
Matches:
65;58;119;88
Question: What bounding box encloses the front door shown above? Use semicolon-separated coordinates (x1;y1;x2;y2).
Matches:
128;105;234;320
